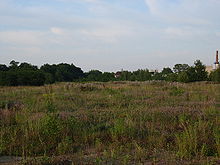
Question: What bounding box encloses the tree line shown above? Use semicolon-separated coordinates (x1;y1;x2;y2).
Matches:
0;60;220;86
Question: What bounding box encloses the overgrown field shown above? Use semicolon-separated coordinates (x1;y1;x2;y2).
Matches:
0;81;219;164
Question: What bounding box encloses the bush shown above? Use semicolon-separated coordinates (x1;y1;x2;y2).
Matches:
209;68;220;82
177;72;189;83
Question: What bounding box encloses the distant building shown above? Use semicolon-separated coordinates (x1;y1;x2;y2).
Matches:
149;69;158;75
206;65;213;74
206;50;220;74
114;71;122;78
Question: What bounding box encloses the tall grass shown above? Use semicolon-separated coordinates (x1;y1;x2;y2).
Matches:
0;81;219;164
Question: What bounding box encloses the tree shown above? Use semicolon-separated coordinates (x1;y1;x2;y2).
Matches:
44;73;55;84
209;68;220;82
0;59;212;85
9;60;19;70
0;71;18;86
54;63;83;82
177;72;189;83
161;67;173;79
17;70;45;86
19;62;38;70
152;72;164;80
41;63;84;82
185;67;197;82
119;71;132;81
173;64;189;73
162;67;173;74
86;70;103;81
133;69;152;81
0;64;9;71
100;72;115;82
166;73;178;82
41;64;57;76
194;60;208;81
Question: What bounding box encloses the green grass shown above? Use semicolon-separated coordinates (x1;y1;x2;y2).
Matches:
0;81;219;164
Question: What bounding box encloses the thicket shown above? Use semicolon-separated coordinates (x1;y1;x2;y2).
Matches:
1;59;220;86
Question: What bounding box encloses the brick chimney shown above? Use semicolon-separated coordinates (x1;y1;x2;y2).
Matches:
215;50;220;69
216;50;219;64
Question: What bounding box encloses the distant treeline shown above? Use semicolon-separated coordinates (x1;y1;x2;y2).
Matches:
0;60;220;86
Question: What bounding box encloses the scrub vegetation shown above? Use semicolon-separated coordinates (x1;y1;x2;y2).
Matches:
0;81;219;164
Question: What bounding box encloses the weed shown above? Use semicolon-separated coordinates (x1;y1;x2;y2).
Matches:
57;136;73;154
214;127;220;157
169;86;185;96
42;93;56;113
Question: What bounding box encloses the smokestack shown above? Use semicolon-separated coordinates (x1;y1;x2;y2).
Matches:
216;50;219;64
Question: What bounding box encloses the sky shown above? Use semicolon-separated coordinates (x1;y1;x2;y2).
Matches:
1;0;220;72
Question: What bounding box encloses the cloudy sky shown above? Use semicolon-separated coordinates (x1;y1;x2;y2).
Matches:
1;0;220;71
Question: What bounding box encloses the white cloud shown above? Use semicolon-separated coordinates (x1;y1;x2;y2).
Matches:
0;31;45;46
144;0;159;15
56;0;100;3
50;27;64;35
216;32;220;37
1;0;220;71
8;46;42;56
144;0;216;26
164;27;193;37
80;26;134;43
